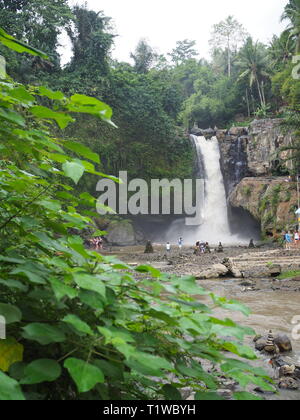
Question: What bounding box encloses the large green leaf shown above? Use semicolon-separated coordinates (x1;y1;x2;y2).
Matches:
68;94;113;120
0;108;25;127
49;278;78;301
22;323;66;345
63;315;94;336
62;161;85;184
0;28;48;59
73;274;106;299
0;338;23;372
63;141;100;164
233;392;263;401
20;359;61;385
0;371;25;400
30;106;74;129
0;304;22;324
64;358;104;393
162;384;183;400
126;352;172;377
195;392;225;401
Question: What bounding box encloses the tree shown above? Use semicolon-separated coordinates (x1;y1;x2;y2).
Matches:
237;38;270;108
281;0;300;54
269;32;294;70
209;16;248;77
0;0;73;80
169;39;198;65
130;39;157;74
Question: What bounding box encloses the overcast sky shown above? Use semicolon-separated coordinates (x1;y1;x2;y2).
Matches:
61;0;288;64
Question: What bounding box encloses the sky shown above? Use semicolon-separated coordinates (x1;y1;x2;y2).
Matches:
60;0;289;64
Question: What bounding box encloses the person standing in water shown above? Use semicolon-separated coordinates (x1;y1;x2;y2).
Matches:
166;242;171;253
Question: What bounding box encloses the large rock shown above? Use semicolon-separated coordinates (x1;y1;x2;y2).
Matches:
106;220;136;246
223;258;242;278
197;264;229;279
229;177;298;237
254;334;293;353
275;334;293;353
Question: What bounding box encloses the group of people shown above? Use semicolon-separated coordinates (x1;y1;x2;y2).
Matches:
284;230;300;249
89;236;103;250
193;241;224;255
194;241;211;255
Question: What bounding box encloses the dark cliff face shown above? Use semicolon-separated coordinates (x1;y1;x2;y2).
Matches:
217;119;295;197
215;119;297;238
217;128;249;196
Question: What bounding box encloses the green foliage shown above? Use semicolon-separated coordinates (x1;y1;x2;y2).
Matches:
169;40;198;66
0;32;274;400
277;270;300;279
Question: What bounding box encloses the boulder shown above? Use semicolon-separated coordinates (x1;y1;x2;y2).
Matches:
278;377;299;390
275;334;293;353
223;258;242;278
144;241;154;254
106;220;136;246
197;264;229;279
255;334;293;353
228;126;248;137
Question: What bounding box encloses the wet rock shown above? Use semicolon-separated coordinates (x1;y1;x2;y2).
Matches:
223;258;242;278
255;333;293;354
106;220;136;246
144;241;154;254
274;334;293;353
197;264;229;279
269;264;282;277
240;280;255;287
278;377;299;390
279;365;296;377
242;267;271;278
264;331;277;354
228;126;248;137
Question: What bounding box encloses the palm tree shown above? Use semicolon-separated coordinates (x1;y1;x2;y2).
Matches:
237;38;270;108
269;32;294;69
281;0;300;54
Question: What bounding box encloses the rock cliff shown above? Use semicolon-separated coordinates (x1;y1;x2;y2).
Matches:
215;119;298;237
229;177;298;237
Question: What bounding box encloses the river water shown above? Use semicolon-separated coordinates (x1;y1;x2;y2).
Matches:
198;277;300;400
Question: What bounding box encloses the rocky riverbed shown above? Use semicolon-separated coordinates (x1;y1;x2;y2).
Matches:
102;244;300;400
103;244;300;291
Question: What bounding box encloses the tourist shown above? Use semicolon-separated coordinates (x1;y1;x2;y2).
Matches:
178;237;183;250
285;231;292;250
194;241;200;255
166;242;171;253
205;242;211;254
199;241;206;254
294;231;300;245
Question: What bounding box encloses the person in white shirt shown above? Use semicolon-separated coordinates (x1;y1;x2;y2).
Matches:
166;242;171;252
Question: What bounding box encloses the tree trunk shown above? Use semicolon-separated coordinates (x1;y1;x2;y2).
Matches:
227;37;231;77
256;77;264;108
246;88;251;117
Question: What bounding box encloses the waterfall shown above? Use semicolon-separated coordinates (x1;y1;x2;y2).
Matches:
190;135;232;243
